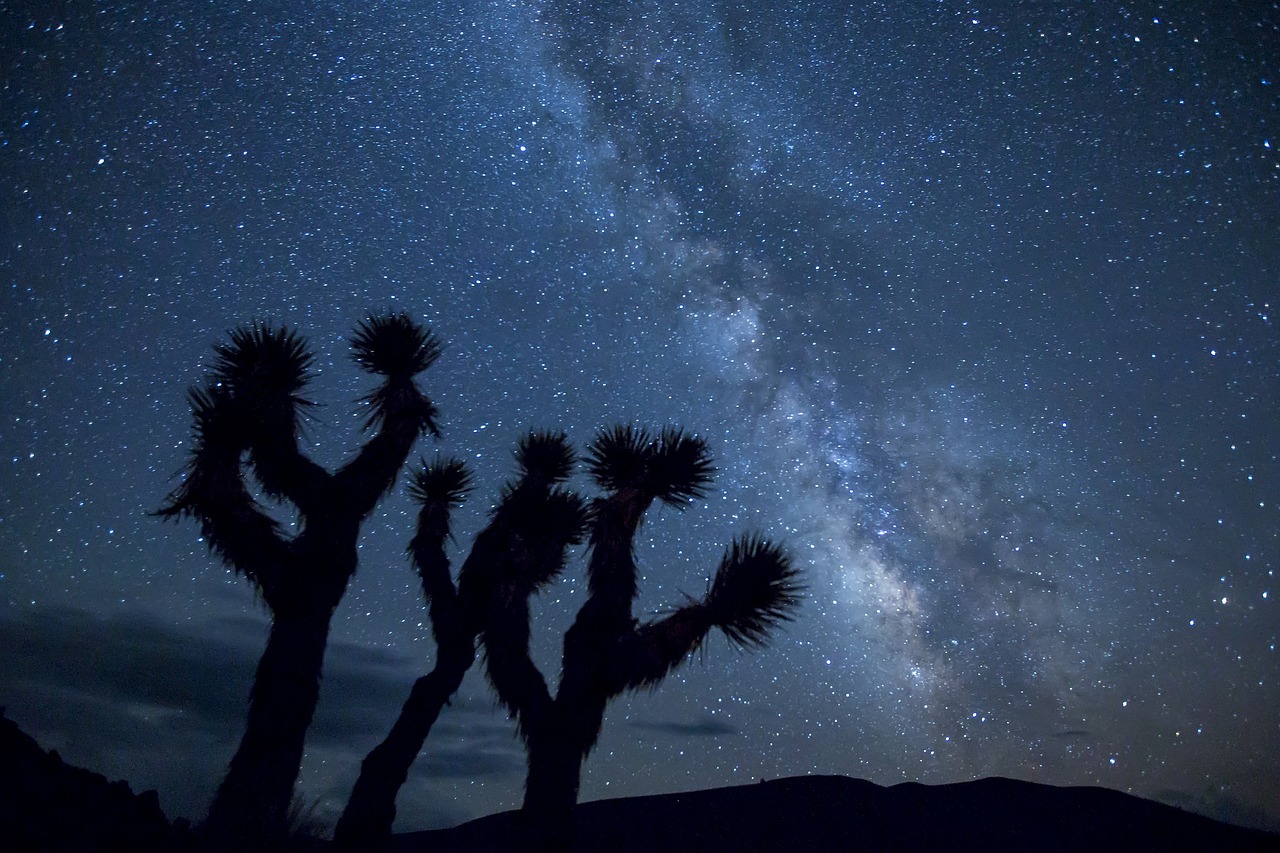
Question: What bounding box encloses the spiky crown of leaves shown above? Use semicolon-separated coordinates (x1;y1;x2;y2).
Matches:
504;487;591;590
515;431;576;485
705;535;802;648
211;324;315;406
407;457;472;508
350;313;441;378
517;487;590;546
157;386;259;521
495;470;590;531
185;385;247;452
586;425;715;508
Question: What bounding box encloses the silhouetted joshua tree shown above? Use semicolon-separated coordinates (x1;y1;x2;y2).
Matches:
481;425;803;852
334;433;589;850
158;314;441;849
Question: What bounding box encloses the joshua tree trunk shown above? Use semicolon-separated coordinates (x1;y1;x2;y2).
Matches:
521;717;588;853
204;609;333;849
334;642;474;848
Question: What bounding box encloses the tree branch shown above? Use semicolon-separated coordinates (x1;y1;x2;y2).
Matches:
334;378;436;518
158;386;288;603
613;603;714;693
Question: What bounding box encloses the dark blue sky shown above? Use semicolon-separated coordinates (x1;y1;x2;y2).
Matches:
2;0;1277;834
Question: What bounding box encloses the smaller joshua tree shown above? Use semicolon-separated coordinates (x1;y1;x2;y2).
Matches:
480;426;803;852
334;433;589;850
157;314;441;849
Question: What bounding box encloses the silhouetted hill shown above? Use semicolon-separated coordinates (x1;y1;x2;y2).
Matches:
392;774;1280;853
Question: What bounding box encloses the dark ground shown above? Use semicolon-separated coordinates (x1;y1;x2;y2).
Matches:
392;774;1280;853
4;709;1276;852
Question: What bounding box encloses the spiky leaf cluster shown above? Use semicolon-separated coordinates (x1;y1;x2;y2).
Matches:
540;489;591;549
585;425;650;492
186;385;247;456
358;379;441;437
157;386;246;519
350;313;441;378
515;431;576;485
650;427;715;507
483;483;591;594
408;458;472;509
517;488;591;590
705;535;802;648
586;425;714;507
157;385;284;595
211;324;315;409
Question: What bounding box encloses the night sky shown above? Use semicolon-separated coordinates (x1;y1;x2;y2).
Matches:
2;0;1278;836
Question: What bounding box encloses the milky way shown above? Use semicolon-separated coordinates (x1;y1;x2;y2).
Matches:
1;0;1277;833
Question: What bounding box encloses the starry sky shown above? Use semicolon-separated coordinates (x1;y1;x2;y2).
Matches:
2;0;1278;836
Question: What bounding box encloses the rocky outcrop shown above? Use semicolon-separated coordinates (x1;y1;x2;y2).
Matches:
0;708;187;852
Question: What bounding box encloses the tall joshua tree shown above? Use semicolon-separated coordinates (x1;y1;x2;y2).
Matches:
334;433;589;850
158;314;441;848
481;425;803;851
